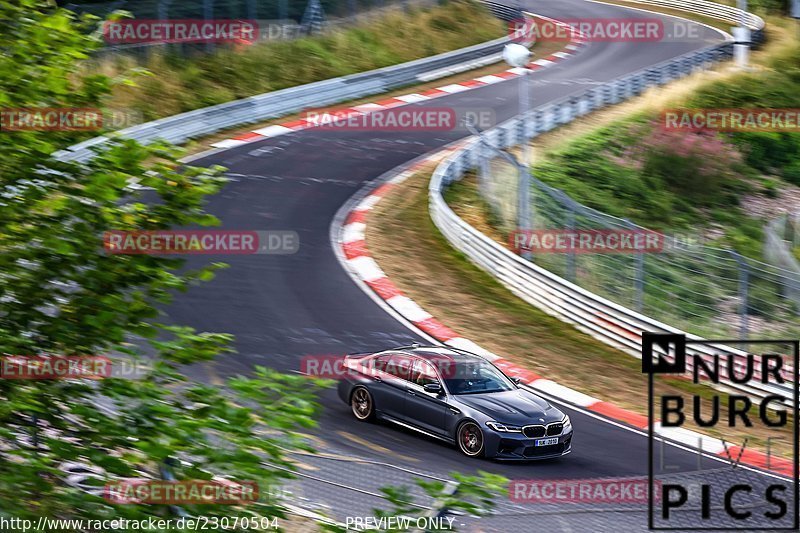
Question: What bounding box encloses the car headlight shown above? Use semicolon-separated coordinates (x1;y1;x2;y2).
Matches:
486;421;523;433
562;414;572;432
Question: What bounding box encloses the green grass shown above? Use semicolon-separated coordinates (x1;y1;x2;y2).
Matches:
370;170;796;457
531;116;760;249
91;0;504;121
525;32;800;259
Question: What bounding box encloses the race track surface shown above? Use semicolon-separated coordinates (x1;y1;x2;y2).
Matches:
159;2;787;529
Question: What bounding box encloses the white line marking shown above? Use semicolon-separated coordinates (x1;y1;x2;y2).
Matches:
394;94;430;103
444;337;500;361
210;139;251;149
347;256;385;282
251;125;294;137
386;295;433;323
474;75;506;84
341;222;366;243
436;84;470;93
529;379;600;407
352;103;385;112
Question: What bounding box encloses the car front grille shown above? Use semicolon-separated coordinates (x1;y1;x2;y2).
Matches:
522;425;545;438
523;422;563;438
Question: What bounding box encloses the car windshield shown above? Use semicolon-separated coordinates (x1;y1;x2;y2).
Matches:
442;359;515;395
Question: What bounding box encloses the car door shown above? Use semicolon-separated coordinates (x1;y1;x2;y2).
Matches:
403;358;449;438
368;353;413;420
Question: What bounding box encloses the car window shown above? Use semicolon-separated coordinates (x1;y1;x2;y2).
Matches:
411;359;439;387
443;359;515;395
385;354;414;381
372;355;392;373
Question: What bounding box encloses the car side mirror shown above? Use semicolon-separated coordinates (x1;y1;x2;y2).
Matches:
511;377;521;385
423;383;442;394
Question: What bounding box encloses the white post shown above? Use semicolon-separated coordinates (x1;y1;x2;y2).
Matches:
502;43;534;252
733;0;750;69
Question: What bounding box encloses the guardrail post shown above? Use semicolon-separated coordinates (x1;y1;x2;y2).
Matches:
661;64;671;85
562;101;574;124
729;250;750;340
203;0;214;53
613;80;623;104
518;162;532;257
624;219;645;312
595;87;605;110
158;0;171;21
566;199;576;282
479;144;490;198
635;251;645;312
533;109;543;135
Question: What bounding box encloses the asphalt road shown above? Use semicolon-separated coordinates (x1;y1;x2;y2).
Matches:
157;1;787;529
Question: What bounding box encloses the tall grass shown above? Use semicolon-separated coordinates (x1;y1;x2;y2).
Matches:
91;0;503;120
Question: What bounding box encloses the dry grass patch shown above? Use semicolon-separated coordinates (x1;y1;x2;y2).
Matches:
366;167;795;457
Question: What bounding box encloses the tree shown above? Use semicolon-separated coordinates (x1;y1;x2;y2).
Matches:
0;0;329;526
0;3;507;529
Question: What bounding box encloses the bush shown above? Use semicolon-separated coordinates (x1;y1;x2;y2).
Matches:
783;160;800;186
101;0;504;120
634;126;744;207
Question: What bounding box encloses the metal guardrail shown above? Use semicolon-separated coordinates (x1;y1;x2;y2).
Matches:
609;0;765;41
429;3;792;402
54;33;510;163
479;0;523;21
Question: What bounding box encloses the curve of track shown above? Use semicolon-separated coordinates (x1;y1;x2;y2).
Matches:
165;0;749;524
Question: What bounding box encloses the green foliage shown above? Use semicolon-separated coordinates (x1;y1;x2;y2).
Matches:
688;45;800;180
2;3;508;527
102;0;504;120
783;160;800;186
321;471;508;532
0;0;334;525
533;120;749;231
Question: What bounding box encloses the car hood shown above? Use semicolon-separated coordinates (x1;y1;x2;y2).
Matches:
454;389;561;425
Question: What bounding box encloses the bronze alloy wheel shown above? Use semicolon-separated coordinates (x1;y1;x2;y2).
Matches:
457;421;484;457
351;387;374;421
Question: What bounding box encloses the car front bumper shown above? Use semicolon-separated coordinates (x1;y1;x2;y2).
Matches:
484;427;574;460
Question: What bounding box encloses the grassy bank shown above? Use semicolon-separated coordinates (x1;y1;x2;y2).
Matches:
90;0;504;121
451;19;800;341
525;19;800;259
365;164;795;458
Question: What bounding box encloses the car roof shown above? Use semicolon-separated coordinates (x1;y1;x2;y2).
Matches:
381;344;483;363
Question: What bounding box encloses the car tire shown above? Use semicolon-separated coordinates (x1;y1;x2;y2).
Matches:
350;386;375;422
456;421;485;457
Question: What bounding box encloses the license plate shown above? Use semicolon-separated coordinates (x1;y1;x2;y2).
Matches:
535;437;558;446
